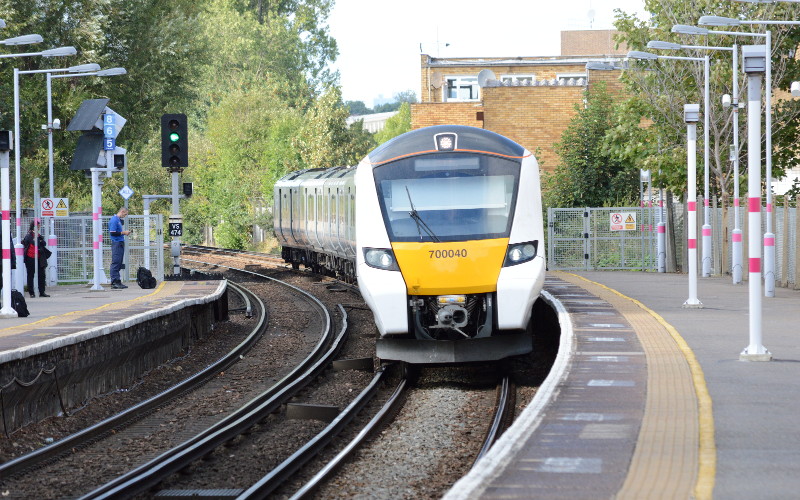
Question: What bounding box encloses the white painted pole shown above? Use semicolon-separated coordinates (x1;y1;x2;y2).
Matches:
0;134;15;317
90;168;104;291
741;69;770;361
144;198;151;271
702;55;712;277
764;30;775;297
684;104;702;308
12;69;24;293
45;72;58;287
732;44;743;285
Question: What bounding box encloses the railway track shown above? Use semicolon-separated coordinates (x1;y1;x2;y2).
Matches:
1;246;555;498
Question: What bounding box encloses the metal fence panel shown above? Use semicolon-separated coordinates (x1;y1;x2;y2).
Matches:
23;214;165;283
548;207;657;271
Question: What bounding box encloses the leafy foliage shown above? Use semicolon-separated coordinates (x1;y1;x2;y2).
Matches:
374;102;411;145
613;0;800;204
543;83;639;208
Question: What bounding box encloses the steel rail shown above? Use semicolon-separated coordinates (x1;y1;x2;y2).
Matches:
81;264;344;499
0;280;262;479
286;369;409;500
473;375;515;466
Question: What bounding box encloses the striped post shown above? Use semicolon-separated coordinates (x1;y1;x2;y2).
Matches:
91;169;104;291
683;104;702;308
0;134;15;317
741;68;770;360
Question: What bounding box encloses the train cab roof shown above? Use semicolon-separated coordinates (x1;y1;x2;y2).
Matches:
368;125;527;166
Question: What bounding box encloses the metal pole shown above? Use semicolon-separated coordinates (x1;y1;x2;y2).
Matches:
732;44;743;285
45;72;58;287
741;71;769;360
33;179;41;297
0;136;15;317
684;107;702;308
143;197;151;271
702;55;712;277
171;170;181;275
764;30;775;297
90;168;104;290
12;69;23;292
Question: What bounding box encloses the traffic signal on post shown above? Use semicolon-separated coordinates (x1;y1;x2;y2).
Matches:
161;113;188;169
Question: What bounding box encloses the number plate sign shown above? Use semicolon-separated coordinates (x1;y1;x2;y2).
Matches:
169;222;183;237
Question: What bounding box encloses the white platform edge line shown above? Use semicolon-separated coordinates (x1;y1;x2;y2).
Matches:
443;289;576;499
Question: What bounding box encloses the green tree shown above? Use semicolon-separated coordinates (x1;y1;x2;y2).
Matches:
374;102;411;145
544;83;639;208
613;1;800;203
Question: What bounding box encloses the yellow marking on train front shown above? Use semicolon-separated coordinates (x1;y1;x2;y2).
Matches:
392;238;508;295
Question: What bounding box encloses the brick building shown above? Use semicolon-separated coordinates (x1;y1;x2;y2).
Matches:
412;30;628;172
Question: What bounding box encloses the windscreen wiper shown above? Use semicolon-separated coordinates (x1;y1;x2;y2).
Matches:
405;186;440;242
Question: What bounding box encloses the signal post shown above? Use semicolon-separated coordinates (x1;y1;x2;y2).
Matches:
161;114;188;275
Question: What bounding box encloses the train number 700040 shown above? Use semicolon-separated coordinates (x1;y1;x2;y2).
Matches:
429;249;468;259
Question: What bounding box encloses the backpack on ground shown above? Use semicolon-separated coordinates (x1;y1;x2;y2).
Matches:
136;267;157;289
11;290;29;317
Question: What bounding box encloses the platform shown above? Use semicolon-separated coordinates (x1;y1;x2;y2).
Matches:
447;271;800;500
0;280;226;362
0;279;227;432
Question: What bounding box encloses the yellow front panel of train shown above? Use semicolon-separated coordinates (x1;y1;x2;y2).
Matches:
392;238;508;295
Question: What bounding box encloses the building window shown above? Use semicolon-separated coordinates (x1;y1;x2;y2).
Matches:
445;76;479;101
556;73;587;84
500;74;535;84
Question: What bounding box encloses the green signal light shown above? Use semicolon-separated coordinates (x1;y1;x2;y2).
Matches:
169;132;180;142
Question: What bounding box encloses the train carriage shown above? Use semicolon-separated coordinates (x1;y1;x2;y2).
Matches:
275;125;545;363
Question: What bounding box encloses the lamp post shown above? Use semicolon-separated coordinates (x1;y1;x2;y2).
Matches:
683;104;703;308
10;46;77;293
672;25;770;286
698;15;800;296
629;49;708;302
740;44;771;360
629;49;709;284
647;40;734;278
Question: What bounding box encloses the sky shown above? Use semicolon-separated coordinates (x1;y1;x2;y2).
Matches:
328;0;649;106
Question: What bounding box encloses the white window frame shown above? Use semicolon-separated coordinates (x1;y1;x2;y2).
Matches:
500;74;535;84
556;72;587;83
444;76;480;102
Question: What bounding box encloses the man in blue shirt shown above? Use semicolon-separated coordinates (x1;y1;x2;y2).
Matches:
108;207;130;289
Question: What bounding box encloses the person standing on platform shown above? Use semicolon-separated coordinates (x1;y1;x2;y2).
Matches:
108;207;130;289
22;221;50;298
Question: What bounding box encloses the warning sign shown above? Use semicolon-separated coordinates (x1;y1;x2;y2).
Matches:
610;212;637;231
41;198;69;218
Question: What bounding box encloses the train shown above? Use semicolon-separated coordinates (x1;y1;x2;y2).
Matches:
273;125;546;363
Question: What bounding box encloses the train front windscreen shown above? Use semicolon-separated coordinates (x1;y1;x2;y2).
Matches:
373;153;521;243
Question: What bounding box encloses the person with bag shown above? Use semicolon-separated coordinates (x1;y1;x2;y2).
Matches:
22;221;50;298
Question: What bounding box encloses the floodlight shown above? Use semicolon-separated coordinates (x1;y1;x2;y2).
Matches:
672;25;710;35
627;50;659;60
699;16;740;27
648;41;683;50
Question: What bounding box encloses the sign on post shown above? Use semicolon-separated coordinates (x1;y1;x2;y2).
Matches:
41;198;69;217
103;113;116;151
610;212;637;231
169;215;183;237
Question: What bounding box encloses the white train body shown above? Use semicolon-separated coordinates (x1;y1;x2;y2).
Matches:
274;125;546;363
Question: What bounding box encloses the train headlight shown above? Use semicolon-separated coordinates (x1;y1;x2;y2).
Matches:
503;241;538;267
364;248;399;271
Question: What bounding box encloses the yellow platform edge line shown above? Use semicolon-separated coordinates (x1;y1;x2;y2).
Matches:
0;281;168;333
564;273;716;500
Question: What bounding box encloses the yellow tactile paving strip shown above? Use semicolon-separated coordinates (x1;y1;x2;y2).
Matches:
554;271;715;500
0;281;175;338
